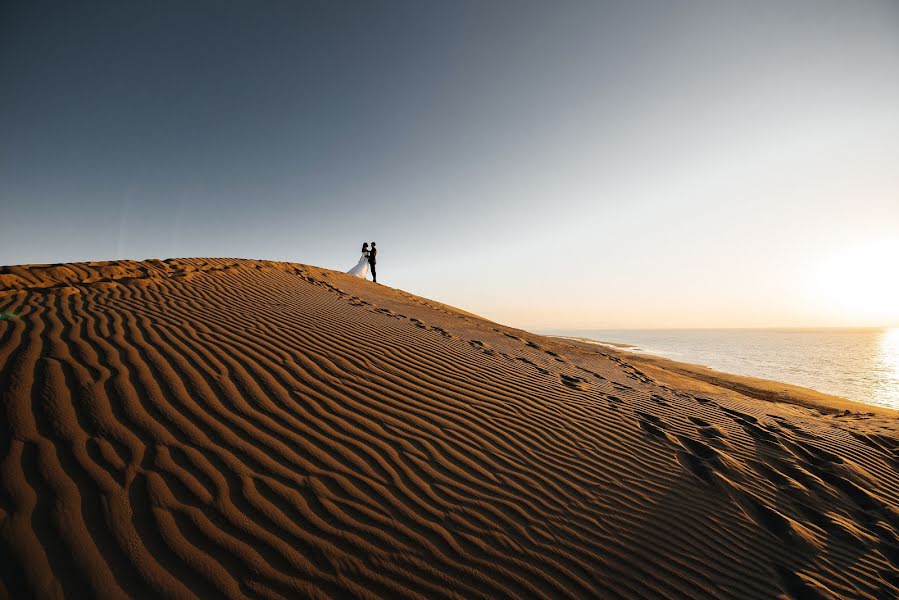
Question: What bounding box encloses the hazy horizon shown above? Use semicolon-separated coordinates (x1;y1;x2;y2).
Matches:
2;1;897;330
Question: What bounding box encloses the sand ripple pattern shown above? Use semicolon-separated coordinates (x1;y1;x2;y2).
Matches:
1;258;899;599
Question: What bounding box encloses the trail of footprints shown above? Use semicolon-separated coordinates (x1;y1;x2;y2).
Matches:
300;274;899;598
340;288;652;404
457;312;899;597
632;395;899;597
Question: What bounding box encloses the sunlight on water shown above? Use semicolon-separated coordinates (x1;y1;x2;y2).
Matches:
544;328;899;410
876;328;899;409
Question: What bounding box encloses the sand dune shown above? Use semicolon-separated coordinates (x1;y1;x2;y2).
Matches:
1;258;898;599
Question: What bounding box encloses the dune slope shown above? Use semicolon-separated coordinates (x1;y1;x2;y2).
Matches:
1;258;898;599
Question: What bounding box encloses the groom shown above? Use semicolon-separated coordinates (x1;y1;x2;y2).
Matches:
368;242;377;283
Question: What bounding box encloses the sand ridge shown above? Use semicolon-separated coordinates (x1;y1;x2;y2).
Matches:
1;258;898;599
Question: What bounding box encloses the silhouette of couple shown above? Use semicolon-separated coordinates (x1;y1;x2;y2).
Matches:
347;242;377;282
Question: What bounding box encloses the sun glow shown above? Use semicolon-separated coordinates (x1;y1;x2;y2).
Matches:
881;327;899;378
812;239;899;325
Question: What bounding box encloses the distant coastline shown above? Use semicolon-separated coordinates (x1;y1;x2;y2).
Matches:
551;335;637;350
545;330;899;418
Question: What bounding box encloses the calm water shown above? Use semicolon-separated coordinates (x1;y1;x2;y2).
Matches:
540;328;899;410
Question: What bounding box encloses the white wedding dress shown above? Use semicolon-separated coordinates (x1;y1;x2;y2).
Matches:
347;252;370;278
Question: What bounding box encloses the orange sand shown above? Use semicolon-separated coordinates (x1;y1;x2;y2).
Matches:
1;258;898;599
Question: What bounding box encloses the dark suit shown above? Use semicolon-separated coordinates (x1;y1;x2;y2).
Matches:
368;246;377;282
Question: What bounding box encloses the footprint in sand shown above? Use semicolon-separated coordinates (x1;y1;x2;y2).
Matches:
635;411;669;439
719;406;781;445
655;426;741;485
733;494;819;550
650;393;670;406
688;416;729;440
468;340;496;356
767;415;816;439
576;366;608;381
604;394;623;409
631;410;736;484
559;374;589;390
429;325;453;339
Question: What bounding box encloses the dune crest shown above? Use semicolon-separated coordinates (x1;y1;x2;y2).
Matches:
1;258;898;599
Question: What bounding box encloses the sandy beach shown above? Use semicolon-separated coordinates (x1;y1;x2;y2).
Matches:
554;336;899;418
1;258;898;599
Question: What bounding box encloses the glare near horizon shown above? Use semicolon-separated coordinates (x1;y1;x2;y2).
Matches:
1;1;897;329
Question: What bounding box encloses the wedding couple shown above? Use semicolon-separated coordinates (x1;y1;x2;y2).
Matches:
347;242;377;282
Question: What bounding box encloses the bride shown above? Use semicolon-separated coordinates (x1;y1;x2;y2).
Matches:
347;242;370;278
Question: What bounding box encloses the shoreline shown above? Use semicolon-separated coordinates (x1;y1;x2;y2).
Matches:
548;335;899;418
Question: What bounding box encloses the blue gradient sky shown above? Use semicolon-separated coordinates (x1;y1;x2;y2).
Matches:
2;1;898;328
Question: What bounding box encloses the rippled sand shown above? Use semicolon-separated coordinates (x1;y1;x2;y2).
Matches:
1;258;898;599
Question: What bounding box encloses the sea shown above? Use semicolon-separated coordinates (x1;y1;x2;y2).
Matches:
539;328;899;411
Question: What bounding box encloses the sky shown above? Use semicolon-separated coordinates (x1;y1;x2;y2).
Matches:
2;0;898;329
